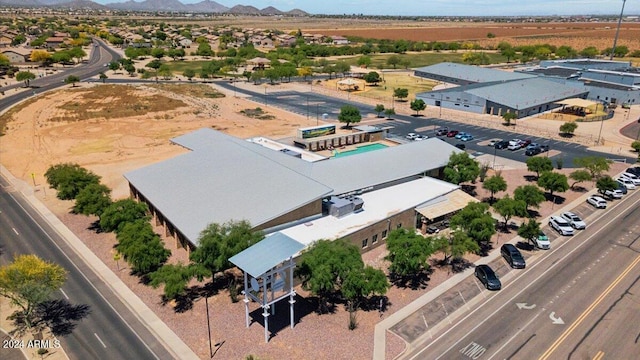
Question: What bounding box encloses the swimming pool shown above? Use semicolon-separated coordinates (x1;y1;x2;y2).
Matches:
333;143;389;158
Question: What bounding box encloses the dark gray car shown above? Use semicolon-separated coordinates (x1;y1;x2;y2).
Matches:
501;244;526;269
475;264;501;290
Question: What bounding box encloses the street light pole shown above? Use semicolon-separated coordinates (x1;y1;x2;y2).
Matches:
206;296;213;359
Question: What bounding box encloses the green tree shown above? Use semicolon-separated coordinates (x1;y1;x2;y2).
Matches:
517;219;541;247
502;112;517;126
124;63;136;76
393;88;409;101
410;99;426;116
108;61;120;72
44;163;101;200
149;263;206;300
64;75;80;87
482;174;507;203
150;47;165;59
338;104;362;128
384;108;395;118
386;55;401;69
183;68;195;81
493;195;527;229
450;202;496;247
537;171;569;198
384;228;435;285
569;169;592;189
158;64;172;79
189;221;263;297
596;175;618;195
357;55;371;68
72;183;111;217
0;255;66;330
374;104;385;117
116;220;170;275
167;48;185;60
632;140;640;153
443;152;480;185
99;198;149;233
146;59;162;82
51;51;72;64
98;72;108;83
16;71;36;87
580;46;599;58
196;42;213;57
342;265;388;330
574;156;612;179
67;47;86;63
526;157;554;179
559;121;578;136
363;71;381;85
433;232;479;266
514;184;546;212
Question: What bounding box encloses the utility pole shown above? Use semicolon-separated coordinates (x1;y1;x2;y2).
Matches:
610;0;627;60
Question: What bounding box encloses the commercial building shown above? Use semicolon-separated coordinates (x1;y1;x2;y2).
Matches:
124;128;470;252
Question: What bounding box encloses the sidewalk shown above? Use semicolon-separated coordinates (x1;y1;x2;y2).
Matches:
372;182;606;359
0;165;198;360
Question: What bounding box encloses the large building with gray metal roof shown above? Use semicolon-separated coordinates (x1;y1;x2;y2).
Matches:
124;128;465;251
415;62;590;118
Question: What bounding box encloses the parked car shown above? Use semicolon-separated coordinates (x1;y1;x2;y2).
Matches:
455;131;468;139
447;130;459;137
494;140;509;149
520;139;532;147
539;145;550;153
435;128;449;136
426;225;439;234
454;143;466;150
625;167;640;177
549;215;575;236
561;212;586;230
536;231;551;250
525;146;542;156
587;195;607;209
617;178;636;190
501;244;526;269
475;265;501;290
414;134;427;141
616;181;628;194
487;139;501;147
525;143;540;151
459;134;474;141
620;172;640;185
601;189;623;199
508;141;522;151
406;133;418;140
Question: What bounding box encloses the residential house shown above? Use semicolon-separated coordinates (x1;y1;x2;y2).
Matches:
332;36;349;45
1;48;31;63
45;37;66;49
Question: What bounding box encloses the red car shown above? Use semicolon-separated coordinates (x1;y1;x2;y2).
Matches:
447;130;459;137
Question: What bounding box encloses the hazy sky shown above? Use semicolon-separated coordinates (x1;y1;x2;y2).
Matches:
98;0;640;16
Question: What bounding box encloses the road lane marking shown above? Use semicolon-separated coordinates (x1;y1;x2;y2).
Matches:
412;194;640;360
538;254;640;360
516;302;536;310
12;227;19;235
94;333;107;348
59;289;69;300
487;312;541;360
549;312;564;325
593;351;605;360
459;341;486;359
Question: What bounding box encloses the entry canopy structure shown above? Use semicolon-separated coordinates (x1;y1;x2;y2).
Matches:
337;77;362;91
229;232;305;343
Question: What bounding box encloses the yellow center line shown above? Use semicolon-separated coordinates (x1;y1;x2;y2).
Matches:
539;254;640;360
593;350;605;360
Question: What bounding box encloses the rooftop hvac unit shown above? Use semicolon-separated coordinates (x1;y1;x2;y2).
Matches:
323;195;364;218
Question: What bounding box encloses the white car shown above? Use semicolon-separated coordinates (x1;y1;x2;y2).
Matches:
601;189;623;199
617;178;636;190
549;216;575;236
406;133;418;140
560;212;586;230
587;195;607;209
414;134;428;141
620;172;640;185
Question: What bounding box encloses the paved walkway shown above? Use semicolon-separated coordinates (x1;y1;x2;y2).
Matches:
0;329;27;360
0;166;199;360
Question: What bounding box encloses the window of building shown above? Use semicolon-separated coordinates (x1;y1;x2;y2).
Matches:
396;223;402;229
382;230;388;239
362;238;368;248
372;234;378;244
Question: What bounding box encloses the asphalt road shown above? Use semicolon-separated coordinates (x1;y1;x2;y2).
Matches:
0;39;120;112
213;81;638;167
401;189;640;360
0;176;172;360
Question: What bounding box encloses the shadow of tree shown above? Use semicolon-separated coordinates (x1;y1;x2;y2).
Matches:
87;219;104;233
389;268;433;290
9;299;91;337
516;241;536;252
523;175;537;182
431;257;473;273
478;241;494;257
247;294;318;340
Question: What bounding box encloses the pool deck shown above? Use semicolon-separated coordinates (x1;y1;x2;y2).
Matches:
316;139;399;158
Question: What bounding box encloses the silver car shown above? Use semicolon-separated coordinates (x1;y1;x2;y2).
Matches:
561;212;586;230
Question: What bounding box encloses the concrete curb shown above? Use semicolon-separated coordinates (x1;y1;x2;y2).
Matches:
0;165;198;360
373;179;613;360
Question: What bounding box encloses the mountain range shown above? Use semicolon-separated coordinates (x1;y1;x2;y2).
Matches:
0;0;309;15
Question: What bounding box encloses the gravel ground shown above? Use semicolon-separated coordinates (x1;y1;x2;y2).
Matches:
38;162;629;360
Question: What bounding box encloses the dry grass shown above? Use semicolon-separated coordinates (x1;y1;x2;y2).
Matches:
49;85;187;122
147;83;226;99
0;96;39;136
239;107;275;120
